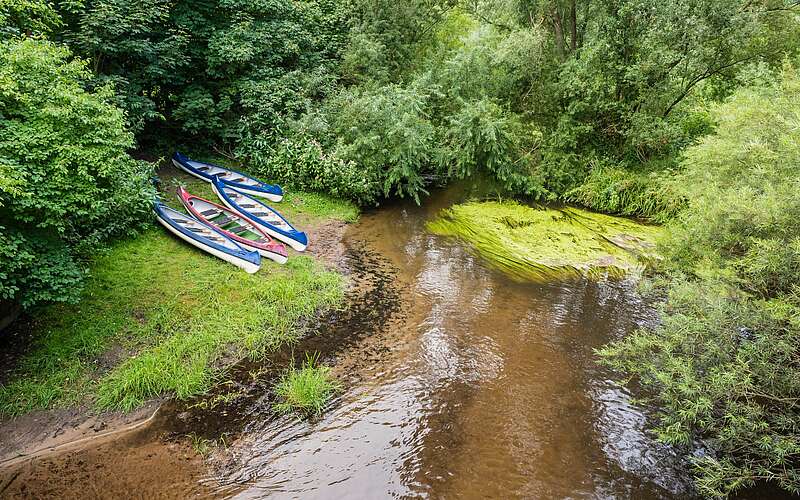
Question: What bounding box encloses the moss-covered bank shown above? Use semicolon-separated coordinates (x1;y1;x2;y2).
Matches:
427;201;663;282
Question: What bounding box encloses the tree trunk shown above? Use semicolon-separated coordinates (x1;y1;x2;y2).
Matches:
569;0;577;51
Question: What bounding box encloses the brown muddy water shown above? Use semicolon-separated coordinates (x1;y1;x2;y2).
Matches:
4;191;700;499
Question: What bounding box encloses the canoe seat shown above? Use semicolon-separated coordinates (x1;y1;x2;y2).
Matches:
216;172;230;177
239;204;256;208
197;166;210;171
230;178;245;183
230;226;247;234
201;209;219;216
213;216;233;225
251;212;269;217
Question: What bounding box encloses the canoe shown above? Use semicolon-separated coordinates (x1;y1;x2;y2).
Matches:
153;202;261;273
178;187;288;264
172;152;283;202
212;178;309;252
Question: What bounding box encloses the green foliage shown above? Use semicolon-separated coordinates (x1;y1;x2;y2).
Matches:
565;164;685;223
599;66;800;497
0;0;61;38
241;135;377;205
297;84;437;203
0;230;345;414
60;0;351;139
273;352;339;415
438;98;546;197
0;38;153;308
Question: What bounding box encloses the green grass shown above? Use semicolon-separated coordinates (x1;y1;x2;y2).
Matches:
564;166;684;223
0;229;345;415
284;191;359;223
427;201;664;282
273;353;339;416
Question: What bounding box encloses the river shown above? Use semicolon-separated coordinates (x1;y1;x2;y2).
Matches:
2;190;697;498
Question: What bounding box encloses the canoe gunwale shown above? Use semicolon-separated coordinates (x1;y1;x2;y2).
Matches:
212;179;308;252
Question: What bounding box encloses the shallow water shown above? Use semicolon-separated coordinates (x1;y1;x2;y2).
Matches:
206;192;692;499
2;191;701;499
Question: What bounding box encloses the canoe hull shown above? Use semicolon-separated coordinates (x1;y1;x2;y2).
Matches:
155;207;261;273
172;154;283;202
212;180;308;252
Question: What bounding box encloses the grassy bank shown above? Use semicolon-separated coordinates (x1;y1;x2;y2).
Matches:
0;184;357;415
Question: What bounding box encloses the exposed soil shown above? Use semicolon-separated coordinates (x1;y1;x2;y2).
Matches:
0;429;223;499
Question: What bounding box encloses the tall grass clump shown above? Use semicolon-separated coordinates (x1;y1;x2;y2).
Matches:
564;165;685;223
273;353;339;416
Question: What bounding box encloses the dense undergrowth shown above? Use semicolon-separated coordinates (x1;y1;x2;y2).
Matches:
2;0;800;496
599;66;800;498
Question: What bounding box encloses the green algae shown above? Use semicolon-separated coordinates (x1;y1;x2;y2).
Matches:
427;201;664;282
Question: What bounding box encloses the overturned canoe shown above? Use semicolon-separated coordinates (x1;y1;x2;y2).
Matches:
212;178;308;252
172;151;283;202
153;202;261;273
178;187;288;264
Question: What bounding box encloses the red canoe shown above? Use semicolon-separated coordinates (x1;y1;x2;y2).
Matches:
177;187;288;264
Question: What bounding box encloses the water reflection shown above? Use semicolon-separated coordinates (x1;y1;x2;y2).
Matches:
211;199;692;499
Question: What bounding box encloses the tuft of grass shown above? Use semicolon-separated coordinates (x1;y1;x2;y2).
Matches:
0;229;345;415
273;353;339;416
187;433;213;457
427;201;664;282
564;166;685;223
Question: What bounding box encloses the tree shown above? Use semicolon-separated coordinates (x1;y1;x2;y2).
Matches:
599;65;800;498
0;38;153;308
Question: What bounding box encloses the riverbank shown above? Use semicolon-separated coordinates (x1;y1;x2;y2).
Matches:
0;170;357;465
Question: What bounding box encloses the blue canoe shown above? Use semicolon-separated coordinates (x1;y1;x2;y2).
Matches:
212;178;308;252
172;152;283;202
153;202;261;273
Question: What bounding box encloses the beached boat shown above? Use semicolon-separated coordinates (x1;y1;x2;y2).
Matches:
172;152;283;202
212;178;308;252
153;202;261;273
178;187;288;264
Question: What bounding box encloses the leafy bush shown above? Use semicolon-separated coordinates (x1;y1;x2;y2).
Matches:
0;39;153;308
438;98;547;198
297;84;437;203
241;135;378;205
599;65;800;497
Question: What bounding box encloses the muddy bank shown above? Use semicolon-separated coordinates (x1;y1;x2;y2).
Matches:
0;421;225;499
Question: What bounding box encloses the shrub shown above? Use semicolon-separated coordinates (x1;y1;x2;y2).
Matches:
241;135;378;205
0;39;153;308
599;65;800;497
438;98;546;198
